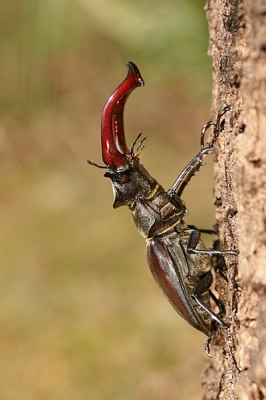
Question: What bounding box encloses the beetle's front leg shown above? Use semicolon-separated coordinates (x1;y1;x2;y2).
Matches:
187;228;238;257
167;107;231;199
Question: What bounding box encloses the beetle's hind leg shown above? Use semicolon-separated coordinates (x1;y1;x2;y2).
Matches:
209;290;225;316
186;228;240;369
191;274;241;371
188;272;229;354
191;274;229;331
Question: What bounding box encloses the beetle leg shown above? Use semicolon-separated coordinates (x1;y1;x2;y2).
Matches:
191;274;229;330
187;229;238;256
209;290;225;316
205;337;215;358
187;224;216;235
198;228;217;235
167;144;214;199
167;107;231;199
192;277;241;371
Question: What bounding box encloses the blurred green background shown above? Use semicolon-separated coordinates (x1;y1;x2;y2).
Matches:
0;0;216;399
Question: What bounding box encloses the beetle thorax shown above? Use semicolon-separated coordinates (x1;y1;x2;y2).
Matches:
130;186;188;239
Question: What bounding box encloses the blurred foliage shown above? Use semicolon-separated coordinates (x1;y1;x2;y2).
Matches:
0;0;216;399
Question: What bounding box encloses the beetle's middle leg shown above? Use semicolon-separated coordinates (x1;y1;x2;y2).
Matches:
187;229;238;257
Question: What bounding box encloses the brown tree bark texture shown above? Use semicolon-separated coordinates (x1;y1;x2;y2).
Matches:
203;0;266;399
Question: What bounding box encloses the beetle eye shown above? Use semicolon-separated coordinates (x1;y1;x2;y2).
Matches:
116;173;129;184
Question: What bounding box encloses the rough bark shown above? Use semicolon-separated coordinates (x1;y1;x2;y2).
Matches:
203;0;266;398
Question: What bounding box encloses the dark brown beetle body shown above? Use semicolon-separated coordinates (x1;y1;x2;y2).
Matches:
128;175;213;336
89;62;239;364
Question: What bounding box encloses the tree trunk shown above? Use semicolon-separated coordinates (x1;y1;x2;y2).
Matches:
203;0;266;398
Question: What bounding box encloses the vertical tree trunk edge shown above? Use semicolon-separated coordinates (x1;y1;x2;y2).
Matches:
203;0;266;399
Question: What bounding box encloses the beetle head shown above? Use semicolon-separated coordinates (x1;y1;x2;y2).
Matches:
104;162;157;208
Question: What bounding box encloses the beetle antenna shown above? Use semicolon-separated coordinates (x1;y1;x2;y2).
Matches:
87;159;107;169
130;133;148;158
130;133;142;155
137;136;147;153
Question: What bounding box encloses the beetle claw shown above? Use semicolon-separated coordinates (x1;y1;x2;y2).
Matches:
205;337;215;358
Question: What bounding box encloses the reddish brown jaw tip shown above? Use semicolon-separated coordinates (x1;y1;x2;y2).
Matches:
101;62;145;169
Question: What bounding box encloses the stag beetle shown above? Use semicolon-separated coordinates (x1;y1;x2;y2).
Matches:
89;62;239;367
